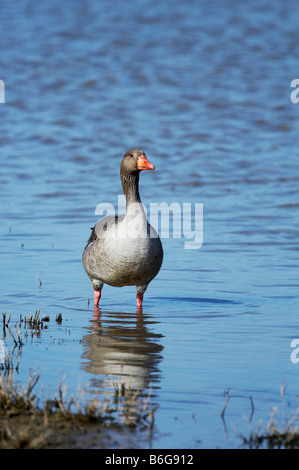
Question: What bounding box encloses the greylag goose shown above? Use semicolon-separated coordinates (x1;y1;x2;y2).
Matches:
82;149;163;310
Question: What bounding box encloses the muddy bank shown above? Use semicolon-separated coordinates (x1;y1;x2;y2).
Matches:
0;366;153;449
0;409;149;449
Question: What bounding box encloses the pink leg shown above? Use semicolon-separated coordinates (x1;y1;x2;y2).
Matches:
94;290;101;308
136;292;143;310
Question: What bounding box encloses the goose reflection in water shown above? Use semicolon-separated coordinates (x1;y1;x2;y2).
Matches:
80;309;164;394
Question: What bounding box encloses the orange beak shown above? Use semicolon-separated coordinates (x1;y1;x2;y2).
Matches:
137;155;155;170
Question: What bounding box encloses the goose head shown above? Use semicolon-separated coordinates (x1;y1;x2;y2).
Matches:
120;149;155;174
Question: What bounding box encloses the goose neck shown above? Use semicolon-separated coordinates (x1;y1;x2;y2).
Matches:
121;171;141;208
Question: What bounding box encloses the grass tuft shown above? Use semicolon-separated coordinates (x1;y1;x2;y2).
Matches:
223;383;299;449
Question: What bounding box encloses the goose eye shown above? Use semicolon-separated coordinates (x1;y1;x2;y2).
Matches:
130;154;134;158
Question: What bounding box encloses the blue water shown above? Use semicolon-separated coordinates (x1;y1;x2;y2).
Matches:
1;0;299;448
